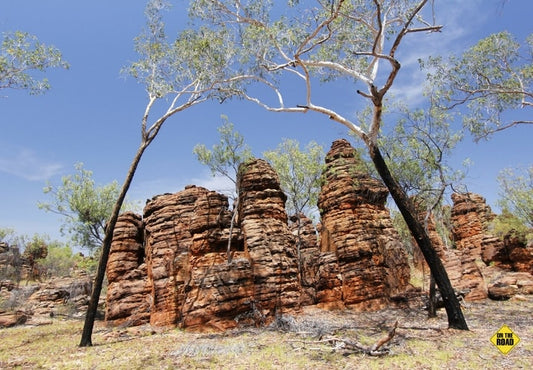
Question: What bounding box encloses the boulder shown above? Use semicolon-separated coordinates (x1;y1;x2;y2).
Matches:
485;266;533;300
0;310;28;328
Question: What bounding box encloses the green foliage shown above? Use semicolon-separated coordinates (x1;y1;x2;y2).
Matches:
373;94;466;208
0;227;16;243
423;31;533;140
263;139;325;220
490;208;531;242
193;115;253;188
497;166;533;229
390;208;414;253
38;163;127;254
74;254;99;275
125;0;237;102
39;242;78;278
0;31;68;95
22;234;48;262
21;234;48;280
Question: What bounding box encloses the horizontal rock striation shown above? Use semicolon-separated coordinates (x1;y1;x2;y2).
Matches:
317;139;410;310
103;141;532;331
143;185;247;330
237;159;300;317
105;212;150;326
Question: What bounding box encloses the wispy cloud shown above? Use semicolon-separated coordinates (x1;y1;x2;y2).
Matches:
0;147;63;181
389;0;489;106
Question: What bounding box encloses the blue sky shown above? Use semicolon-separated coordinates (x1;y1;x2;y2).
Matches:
1;0;531;244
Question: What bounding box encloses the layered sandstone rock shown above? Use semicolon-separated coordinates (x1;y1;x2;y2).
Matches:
237;159;300;316
143;185;249;330
105;212;150;326
103;141;533;330
26;277;92;316
449;193;495;300
289;214;320;306
451;193;499;255
484;266;533;300
411;207;464;292
0;310;28;328
317;139;410;309
131;161;302;331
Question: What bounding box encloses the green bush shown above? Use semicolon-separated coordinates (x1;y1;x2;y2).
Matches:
39;242;77;278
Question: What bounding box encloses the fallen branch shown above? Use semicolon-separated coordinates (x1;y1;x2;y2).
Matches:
371;320;398;351
288;320;399;356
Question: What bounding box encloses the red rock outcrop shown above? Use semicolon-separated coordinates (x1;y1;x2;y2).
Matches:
485;230;533;273
411;207;464;292
143;185;252;330
449;192;498;300
484;266;533;300
105;212;150;326
289;214;320;306
451;193;499;255
126;159;302;331
237;159;300;316
316;139;410;309
104;141;533;330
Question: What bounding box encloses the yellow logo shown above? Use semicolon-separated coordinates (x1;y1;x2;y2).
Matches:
490;325;521;354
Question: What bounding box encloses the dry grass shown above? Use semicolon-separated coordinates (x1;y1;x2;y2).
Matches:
1;297;532;369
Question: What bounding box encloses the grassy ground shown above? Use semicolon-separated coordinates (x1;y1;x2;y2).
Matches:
1;297;532;369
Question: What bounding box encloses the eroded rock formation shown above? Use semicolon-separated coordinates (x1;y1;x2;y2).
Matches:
105;212;150;326
449;193;501;300
316;139;410;310
486;229;533;273
103;140;532;330
143;185;251;330
109;160;302;331
237;159;300;317
105;147;414;329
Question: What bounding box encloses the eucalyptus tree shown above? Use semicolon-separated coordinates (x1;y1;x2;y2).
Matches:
0;31;68;96
264;139;325;221
263;139;325;281
376;94;465;245
423;31;532;140
38;163;126;255
80;0;248;346
193;116;253;262
497;166;533;229
379;98;465;317
193;116;253;189
189;0;468;329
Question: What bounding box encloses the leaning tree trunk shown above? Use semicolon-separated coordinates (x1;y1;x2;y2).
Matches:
368;143;468;330
428;273;438;318
79;143;149;347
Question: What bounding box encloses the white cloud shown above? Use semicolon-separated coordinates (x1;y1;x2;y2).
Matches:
0;147;63;181
387;0;489;106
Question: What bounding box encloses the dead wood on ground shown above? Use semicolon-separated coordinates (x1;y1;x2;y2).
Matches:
289;320;399;356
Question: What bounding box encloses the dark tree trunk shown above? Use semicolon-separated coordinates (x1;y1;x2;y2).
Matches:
368;143;468;330
428;273;437;318
79;144;148;347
